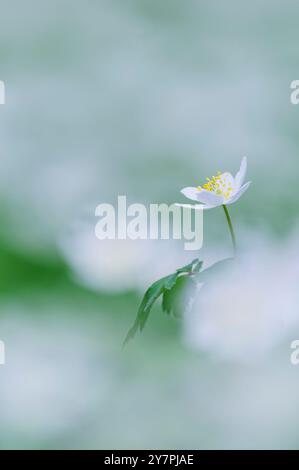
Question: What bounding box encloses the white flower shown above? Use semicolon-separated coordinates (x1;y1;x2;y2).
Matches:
177;157;251;210
184;243;299;363
60;223;189;293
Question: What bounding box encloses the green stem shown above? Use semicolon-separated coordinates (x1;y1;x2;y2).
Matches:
222;205;236;255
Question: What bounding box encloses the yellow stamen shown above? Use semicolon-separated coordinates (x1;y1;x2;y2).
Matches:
200;172;233;200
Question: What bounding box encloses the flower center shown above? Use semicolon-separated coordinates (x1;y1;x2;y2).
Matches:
198;172;233;199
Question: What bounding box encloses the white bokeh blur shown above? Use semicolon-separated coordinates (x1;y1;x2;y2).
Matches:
184;229;299;363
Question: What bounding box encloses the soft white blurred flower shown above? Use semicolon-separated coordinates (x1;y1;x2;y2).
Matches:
184;239;299;363
60;223;190;293
0;310;109;439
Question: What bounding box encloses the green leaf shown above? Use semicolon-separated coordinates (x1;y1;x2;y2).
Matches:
162;276;198;318
123;274;171;347
123;258;203;346
176;258;203;275
138;277;168;330
164;273;178;291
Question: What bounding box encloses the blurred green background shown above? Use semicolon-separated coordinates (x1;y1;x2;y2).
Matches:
0;0;299;450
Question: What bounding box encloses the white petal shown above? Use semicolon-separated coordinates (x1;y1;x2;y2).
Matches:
200;204;216;210
234;156;247;190
175;203;214;211
181;187;200;201
219;172;236;191
181;187;224;206
195;189;224;206
226;181;251;205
